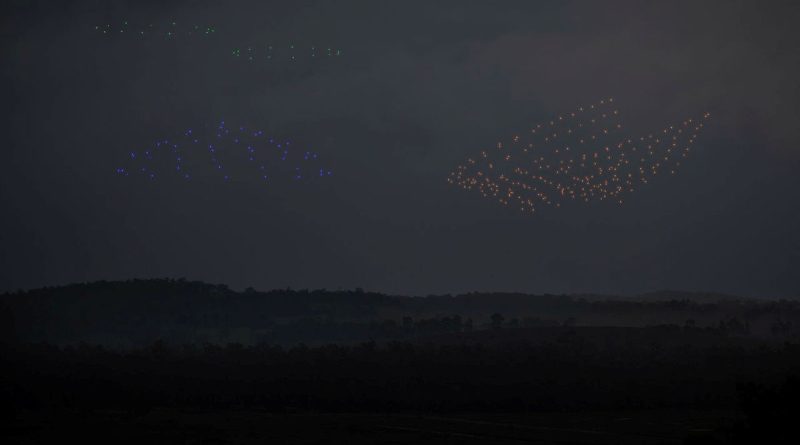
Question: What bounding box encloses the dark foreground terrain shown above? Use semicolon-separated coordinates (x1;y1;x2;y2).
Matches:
4;408;739;444
2;280;799;443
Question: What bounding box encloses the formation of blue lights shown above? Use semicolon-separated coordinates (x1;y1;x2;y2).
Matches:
116;121;333;184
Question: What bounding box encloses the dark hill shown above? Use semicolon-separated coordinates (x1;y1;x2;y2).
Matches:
2;279;799;347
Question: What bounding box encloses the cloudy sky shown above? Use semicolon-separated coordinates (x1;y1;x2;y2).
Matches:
1;0;798;296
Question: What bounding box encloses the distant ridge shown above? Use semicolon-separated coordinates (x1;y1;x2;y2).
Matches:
634;290;751;303
2;279;796;347
0;279;765;302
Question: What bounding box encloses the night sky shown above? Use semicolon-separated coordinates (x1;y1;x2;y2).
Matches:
1;0;798;297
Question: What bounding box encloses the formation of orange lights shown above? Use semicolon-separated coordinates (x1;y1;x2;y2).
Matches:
447;98;710;214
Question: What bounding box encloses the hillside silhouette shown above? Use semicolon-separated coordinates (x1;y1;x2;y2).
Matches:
3;279;798;347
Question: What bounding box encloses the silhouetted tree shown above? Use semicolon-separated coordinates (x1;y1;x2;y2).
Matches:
402;316;413;331
491;313;504;330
